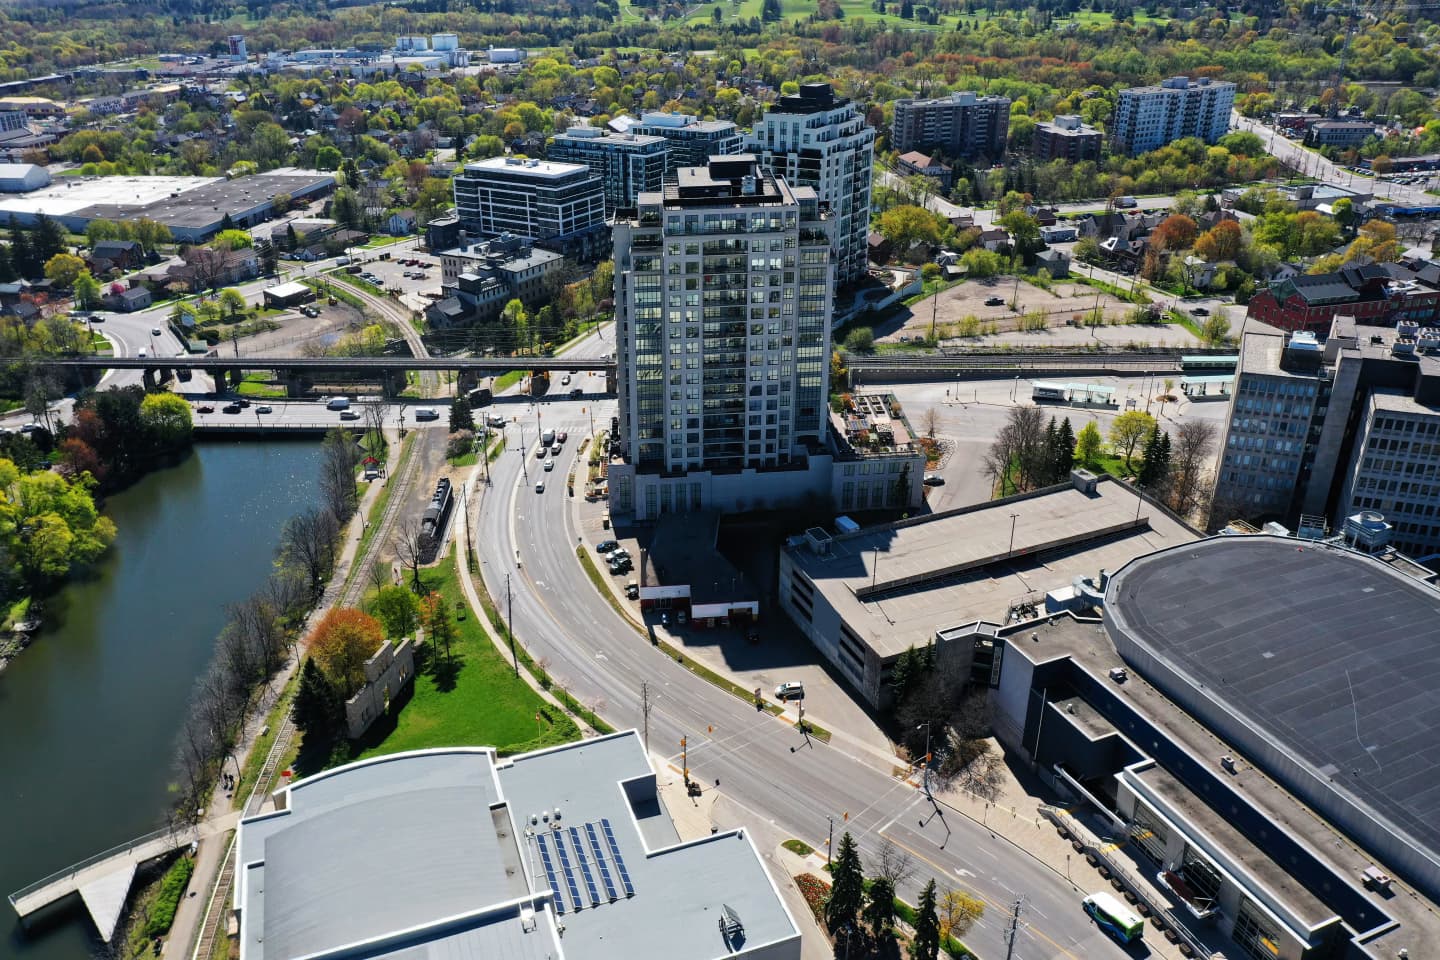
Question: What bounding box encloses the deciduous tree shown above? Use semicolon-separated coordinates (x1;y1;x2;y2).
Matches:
306;607;383;697
1109;410;1156;471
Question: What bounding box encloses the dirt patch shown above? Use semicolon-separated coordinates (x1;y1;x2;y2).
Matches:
237;302;367;357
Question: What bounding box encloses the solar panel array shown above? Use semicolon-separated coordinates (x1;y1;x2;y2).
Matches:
537;820;636;914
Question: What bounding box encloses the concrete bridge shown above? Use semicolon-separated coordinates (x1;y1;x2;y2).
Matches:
9;355;618;398
8;816;235;941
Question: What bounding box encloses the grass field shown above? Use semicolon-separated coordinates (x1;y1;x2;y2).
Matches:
353;548;580;761
236;373;285;398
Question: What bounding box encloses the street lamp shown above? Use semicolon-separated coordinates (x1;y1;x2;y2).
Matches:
916;723;932;797
1008;512;1019;556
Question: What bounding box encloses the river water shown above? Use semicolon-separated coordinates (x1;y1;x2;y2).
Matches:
0;438;322;960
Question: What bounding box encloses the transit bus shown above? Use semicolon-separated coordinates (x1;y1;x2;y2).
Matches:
1083;892;1144;944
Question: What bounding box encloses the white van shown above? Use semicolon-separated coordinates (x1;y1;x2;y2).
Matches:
326;397;351;410
414;407;439;421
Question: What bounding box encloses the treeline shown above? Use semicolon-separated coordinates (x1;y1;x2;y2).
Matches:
169;428;358;823
59;387;194;492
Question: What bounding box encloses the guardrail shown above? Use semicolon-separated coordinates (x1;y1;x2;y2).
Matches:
1039;805;1213;959
9;824;188;914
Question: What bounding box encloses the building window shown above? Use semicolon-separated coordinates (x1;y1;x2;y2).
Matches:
1130;805;1169;866
1233;898;1282;960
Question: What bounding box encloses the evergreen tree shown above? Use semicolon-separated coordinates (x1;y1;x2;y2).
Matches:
219;211;236;232
32;213;66;264
825;832;865;933
0;244;15;283
1138;426;1164;486
9;216;36;279
890;645;917;700
1152;430;1172;488
1043;417;1058;483
910;880;941;960
292;657;342;741
450;395;474;433
864;877;897;938
1054;417;1076;479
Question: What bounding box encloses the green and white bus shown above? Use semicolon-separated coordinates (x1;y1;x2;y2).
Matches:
1083;891;1145;943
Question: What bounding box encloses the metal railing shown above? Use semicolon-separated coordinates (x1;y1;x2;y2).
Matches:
9;824;189;913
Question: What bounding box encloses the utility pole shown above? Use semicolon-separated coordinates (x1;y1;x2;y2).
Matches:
681;735;689;787
827;814;835;865
505;573;518;676
641;681;652;753
1002;898;1024;960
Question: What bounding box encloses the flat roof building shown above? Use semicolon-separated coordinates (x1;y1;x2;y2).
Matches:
891;91;1011;163
232;733;799;960
632;111;743;169
1111;76;1236;156
779;471;1198;708
994;534;1440;960
546;125;668;215
1032;115;1103;164
453;155;608;260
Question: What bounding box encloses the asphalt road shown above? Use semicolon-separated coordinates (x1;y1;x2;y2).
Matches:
471;395;1138;960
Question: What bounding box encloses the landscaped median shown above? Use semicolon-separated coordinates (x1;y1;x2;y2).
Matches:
573;544;832;743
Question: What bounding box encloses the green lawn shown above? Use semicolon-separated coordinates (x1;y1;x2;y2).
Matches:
236;374;285;398
361;235;409;249
354;548;580;760
493;370;525;393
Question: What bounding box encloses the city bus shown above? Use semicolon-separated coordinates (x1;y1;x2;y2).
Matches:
1083;892;1145;944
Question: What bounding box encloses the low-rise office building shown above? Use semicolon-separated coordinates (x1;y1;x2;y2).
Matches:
995;534;1440;960
1304;120;1379;150
452;156;608;260
427;235;566;328
1032;115;1103;163
779;471;1196;708
232;733;800;960
547;125;669;215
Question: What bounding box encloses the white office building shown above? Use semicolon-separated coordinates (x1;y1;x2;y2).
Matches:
746;82;874;286
1111;76;1236;156
452;156;607;259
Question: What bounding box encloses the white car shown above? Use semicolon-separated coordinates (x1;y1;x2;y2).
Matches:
151;327;162;336
774;681;805;701
543;458;554;471
535;479;546;493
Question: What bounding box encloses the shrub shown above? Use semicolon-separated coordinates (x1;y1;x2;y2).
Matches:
143;856;196;938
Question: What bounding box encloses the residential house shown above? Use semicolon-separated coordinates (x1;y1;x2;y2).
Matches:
1034;248;1070;278
387;209;418;236
867;231;892;265
103;285;152;312
895;150;953;191
979;228;1010;252
88;239;144;274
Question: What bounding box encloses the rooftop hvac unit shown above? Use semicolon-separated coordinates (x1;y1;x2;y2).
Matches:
1393;337;1416;356
1397;319;1420;338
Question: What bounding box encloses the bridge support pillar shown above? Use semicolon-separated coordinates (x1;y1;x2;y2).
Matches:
281;369;311;399
381;370;406;397
142;368;157;391
605;368;616;395
212;371;227;396
457;369;477;396
228;368;244;389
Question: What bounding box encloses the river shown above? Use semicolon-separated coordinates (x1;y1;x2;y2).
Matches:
0;438;322;960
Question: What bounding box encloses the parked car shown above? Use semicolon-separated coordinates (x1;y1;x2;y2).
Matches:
569;388;582;399
923;473;945;486
597;540;619;553
985;296;1006;306
561;374;571;386
1190;307;1210;316
151;327;162;336
625;581;639;600
774;681;805;701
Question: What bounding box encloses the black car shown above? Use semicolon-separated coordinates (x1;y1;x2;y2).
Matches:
1190;306;1210;316
596;540;619;553
235;398;252;408
222;403;242;414
985;296;1006;306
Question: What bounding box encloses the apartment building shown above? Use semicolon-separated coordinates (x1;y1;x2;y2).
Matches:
452;156;607;259
1111;76;1236;156
890;91;1011;163
746;82;873;285
1337;386;1440;560
608;154;836;519
1032;114;1103;163
631;111;743;168
546;125;669;215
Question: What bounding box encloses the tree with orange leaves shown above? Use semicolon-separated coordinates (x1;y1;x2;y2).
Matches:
307;607;384;697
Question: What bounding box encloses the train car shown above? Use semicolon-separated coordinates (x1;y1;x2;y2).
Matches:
421;478;453;541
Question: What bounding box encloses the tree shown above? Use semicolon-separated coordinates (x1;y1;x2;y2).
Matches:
332;186;363;230
319;427;358;522
1192;220;1242;262
1075;420;1103;467
392;516;428;591
450;395;474;432
139;393;194;449
1109;410;1156;471
825;832;864;933
32;214;65;263
214;229;253;251
73;271;102;310
421;591;456;664
843;327;875;353
85;219;120;245
1051;417;1075;481
877;205;943;252
939;888;984;940
1168;419;1217;518
9;217;37;278
1150;214;1199;252
1202;312;1231;345
279;506;340;598
1138;426;1169;487
910;880;941;960
306;607;384;698
982;405;1047;495
997;210;1042;257
864;877;896;939
372;584;420;639
43;253;86;289
292;657;343;742
1345;220;1400;264
218;287;248;320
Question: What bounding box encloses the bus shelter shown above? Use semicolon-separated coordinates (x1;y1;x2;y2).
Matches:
1180;374;1234;398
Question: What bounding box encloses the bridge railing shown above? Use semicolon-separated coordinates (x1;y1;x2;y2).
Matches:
9;824;190;913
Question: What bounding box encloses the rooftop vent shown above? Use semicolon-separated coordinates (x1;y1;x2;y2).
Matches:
1220;755;1237;773
1109;667;1127;683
